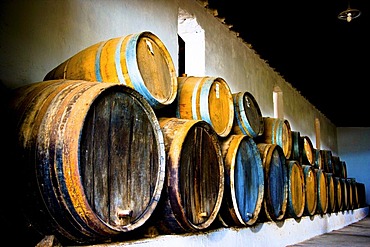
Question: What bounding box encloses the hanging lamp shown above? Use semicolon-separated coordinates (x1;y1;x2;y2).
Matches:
338;2;361;22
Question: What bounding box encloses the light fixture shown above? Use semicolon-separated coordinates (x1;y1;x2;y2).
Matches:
338;2;361;22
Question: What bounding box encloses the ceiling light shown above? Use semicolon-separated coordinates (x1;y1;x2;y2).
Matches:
338;3;361;22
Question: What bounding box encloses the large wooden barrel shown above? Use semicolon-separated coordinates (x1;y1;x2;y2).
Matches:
315;169;328;214
286;160;305;219
321;149;334;174
301;135;314;166
232;91;264;138
44;31;177;109
356;182;367;208
218;134;264;226
349;178;359;209
345;178;354;210
151;117;224;233
258;117;292;159
302;165;317;216
176;76;234;137
6;80;166;244
326;173;336;213
257;143;288;222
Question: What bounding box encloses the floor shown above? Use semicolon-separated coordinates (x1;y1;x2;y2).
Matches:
287;214;370;246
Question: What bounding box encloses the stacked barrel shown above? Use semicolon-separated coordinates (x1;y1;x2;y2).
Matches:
3;31;366;246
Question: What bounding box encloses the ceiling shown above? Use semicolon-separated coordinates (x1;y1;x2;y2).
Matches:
203;0;369;127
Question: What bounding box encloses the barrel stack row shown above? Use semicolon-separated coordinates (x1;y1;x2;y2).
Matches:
4;31;366;246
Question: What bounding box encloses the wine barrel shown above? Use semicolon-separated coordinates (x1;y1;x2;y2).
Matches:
302;165;317;216
301;135;314;166
356;182;366;208
313;148;323;170
340;160;348;178
286;160;305;219
257;143;288;221
321;150;334;174
232;91;264;138
6;80;166;244
218;134;264;226
176;76;234;137
290;131;302;162
340;178;348;211
44;31;177;109
349;178;359;209
152;117;224;233
346;178;354;210
333;176;343;212
326;173;336;213
257;117;292;159
315;169;328;214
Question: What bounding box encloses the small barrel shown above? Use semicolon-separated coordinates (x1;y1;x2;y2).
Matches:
44;31;178;109
286;160;305;219
152;117;224;234
176;76;234;137
7;80;166;244
302;165;317;216
231;91;264;138
257;117;292;159
218;134;264;226
326;173;336;213
301;135;314;166
290;131;302;162
315;169;328;214
257;143;288;222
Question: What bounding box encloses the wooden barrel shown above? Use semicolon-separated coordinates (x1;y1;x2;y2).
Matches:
176;76;234;137
6;80;166;244
321;149;334;174
218;134;264;226
349;178;359;209
315;169;328;214
301;136;314;166
346;178;354;210
302;165;317;216
257;117;292;159
152;117;224;233
232;91;264;138
44;31;177;109
257;143;288;221
326;173;336;213
286;160;305;219
313;148;323;170
332;156;341;177
340;178;348;211
334;176;343;212
340;160;348;178
290;131;302;163
356;182;366;208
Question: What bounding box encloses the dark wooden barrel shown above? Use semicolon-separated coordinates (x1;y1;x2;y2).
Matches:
302;165;317;216
152;117;224;234
286;160;305;219
232;91;264;138
315;169;328;214
257;143;288;221
332;156;341;177
257;117;292;159
176;76;234;137
326;173;336;213
44;31;178;109
6;80;166;244
340;160;348;178
301;135;314;166
218;134;264;226
345;178;354;210
356;182;366;208
290;131;302;163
